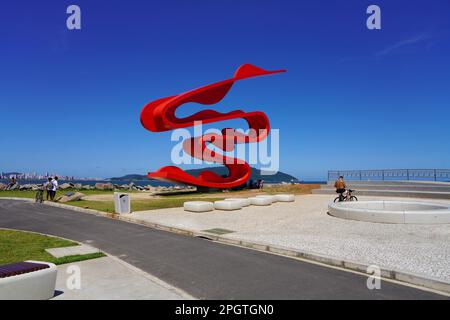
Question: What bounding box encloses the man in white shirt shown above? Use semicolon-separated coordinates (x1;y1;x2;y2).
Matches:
51;176;59;201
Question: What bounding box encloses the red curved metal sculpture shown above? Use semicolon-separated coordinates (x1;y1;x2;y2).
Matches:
140;64;286;188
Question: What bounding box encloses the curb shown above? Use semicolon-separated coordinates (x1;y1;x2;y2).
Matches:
2;197;449;295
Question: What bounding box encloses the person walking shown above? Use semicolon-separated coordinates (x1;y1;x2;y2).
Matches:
45;177;53;201
258;179;264;189
50;176;59;201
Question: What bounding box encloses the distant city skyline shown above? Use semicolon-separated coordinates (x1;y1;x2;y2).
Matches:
1;1;449;181
0;171;103;181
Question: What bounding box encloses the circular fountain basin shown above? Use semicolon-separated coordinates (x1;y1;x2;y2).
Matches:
328;201;450;224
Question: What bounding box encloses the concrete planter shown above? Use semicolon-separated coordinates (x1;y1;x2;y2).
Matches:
328;201;450;224
0;261;57;300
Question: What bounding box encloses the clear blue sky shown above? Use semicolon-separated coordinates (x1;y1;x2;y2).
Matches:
1;0;449;180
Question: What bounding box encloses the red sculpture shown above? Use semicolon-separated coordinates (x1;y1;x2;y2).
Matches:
140;64;286;188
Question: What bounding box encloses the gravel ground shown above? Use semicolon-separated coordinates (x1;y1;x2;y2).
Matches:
131;194;450;282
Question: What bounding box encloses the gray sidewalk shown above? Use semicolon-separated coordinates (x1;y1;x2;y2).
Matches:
131;194;450;284
53;256;194;300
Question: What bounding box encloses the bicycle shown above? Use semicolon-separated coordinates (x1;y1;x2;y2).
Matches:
334;189;358;203
35;185;45;203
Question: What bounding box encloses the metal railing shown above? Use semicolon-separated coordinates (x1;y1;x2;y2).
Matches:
328;169;450;182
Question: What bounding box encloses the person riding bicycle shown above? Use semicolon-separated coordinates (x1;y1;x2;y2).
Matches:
334;176;347;201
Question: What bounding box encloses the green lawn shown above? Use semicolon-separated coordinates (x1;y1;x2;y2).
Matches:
0;188;123;199
0;184;319;214
0;190;41;198
0;188;224;213
68;197;224;213
0;229;105;265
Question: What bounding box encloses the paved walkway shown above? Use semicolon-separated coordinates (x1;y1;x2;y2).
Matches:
132;194;450;283
46;243;101;258
53;256;192;300
0;199;446;299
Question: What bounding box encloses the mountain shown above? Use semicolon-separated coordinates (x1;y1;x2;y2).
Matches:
109;174;148;180
110;167;299;183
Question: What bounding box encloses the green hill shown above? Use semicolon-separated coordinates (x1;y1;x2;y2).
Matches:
110;167;299;183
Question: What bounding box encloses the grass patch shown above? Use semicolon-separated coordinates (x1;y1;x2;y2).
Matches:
0;190;40;199
262;184;321;195
0;229;105;265
0;188;142;199
66;197;224;213
51;252;106;265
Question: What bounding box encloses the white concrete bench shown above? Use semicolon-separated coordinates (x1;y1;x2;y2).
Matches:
255;195;277;203
224;198;252;207
274;194;295;202
183;201;214;212
0;260;57;300
214;200;242;211
248;197;273;206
